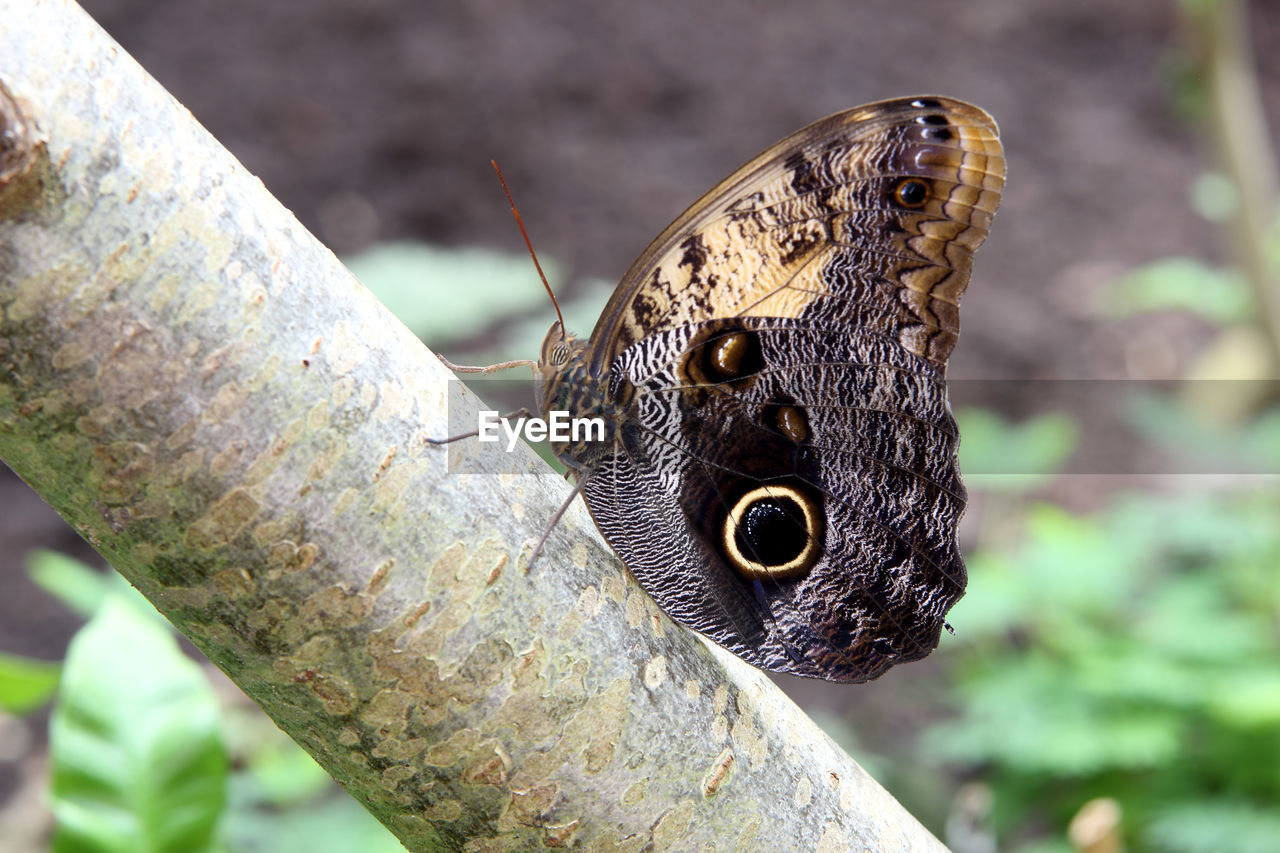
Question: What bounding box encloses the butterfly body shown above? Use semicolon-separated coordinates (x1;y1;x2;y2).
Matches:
532;96;1004;682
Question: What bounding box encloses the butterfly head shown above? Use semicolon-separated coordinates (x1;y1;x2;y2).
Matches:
535;321;619;472
538;321;576;368
535;320;595;418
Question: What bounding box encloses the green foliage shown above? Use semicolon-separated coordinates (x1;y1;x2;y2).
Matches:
1126;392;1280;473
1188;171;1239;223
0;651;60;713
28;553;404;852
217;706;404;853
1102;256;1252;324
479;274;614;364
50;595;228;853
221;788;405;853
956;409;1079;491
929;491;1280;852
345;241;561;346
26;548;116;619
1146;800;1280;853
348;238;619;358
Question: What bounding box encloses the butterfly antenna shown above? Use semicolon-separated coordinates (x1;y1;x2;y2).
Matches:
492;160;565;335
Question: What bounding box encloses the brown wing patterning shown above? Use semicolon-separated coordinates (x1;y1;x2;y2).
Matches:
588;96;1004;372
537;96;1005;682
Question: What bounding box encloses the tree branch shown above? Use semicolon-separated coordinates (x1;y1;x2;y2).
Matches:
1188;0;1280;376
0;2;946;850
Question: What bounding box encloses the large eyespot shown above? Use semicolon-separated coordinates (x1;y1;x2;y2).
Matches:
893;178;930;209
721;485;823;581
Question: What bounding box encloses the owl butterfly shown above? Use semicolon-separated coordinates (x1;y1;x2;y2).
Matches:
457;96;1004;683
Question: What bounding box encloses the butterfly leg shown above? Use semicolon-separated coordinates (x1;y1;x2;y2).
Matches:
429;353;540;443
435;353;538;375
524;473;590;571
425;407;534;445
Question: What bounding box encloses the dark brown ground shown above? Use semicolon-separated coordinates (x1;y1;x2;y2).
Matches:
3;0;1278;839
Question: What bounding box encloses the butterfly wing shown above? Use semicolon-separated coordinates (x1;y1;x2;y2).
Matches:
584;96;1004;373
577;96;1004;682
585;317;966;681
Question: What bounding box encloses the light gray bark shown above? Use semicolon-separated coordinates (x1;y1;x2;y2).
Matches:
0;2;948;851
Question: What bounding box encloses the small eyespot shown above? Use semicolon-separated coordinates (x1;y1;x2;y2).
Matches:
701;330;763;382
910;98;943;109
894;179;929;209
764;402;809;444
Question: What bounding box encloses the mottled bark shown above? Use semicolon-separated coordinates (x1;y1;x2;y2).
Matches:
0;2;947;851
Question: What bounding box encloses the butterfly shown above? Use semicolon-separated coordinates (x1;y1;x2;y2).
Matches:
450;96;1004;683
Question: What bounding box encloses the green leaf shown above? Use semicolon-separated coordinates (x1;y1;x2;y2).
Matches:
1136;573;1273;664
1102;256;1251;323
1016;505;1144;618
345;241;561;347
242;734;334;807
1125;394;1280;475
50;595;227;853
925;657;1184;776
0;651;61;714
25;549;112;618
957;409;1078;492
1188;171;1239;222
928;487;1280;846
220;789;405;853
1145;799;1280;853
216;706;403;851
440;274;615;374
1205;669;1280;727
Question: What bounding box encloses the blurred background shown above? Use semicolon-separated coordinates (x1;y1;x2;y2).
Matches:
3;1;1279;851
